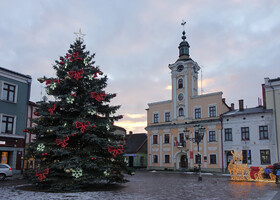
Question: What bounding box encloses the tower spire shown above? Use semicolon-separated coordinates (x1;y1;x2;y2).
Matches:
178;20;190;59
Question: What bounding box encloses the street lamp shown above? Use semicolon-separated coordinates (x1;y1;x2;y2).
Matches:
184;124;205;181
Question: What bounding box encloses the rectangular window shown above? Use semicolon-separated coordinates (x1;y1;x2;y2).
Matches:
209;131;216;142
165;155;170;163
210;154;217;164
242;150;251;164
1;115;14;134
225;128;232;141
260;150;271;165
165;112;171;122
153;135;158;144
259;126;268;140
164;134;170;144
241;127;250;141
153;155;158;163
179;133;185;147
209;106;216;117
3;83;16;102
153;113;159;123
195;108;201;119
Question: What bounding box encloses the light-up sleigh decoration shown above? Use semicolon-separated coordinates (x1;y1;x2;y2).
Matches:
228;150;276;183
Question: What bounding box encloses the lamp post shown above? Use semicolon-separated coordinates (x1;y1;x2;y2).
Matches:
184;124;205;181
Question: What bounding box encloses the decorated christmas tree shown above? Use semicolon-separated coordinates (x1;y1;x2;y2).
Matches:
25;32;130;191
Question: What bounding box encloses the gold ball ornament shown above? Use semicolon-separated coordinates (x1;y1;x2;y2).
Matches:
99;71;103;75
65;169;70;173
65;76;71;80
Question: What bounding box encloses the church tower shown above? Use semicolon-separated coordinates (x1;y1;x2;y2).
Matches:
168;28;200;121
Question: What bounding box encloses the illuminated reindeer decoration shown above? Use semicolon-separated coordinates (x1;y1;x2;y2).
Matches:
228;150;251;181
228;150;276;182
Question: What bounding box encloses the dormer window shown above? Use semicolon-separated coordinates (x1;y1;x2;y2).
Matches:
178;78;183;89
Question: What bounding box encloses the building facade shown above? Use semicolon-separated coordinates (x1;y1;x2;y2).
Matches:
145;31;230;172
124;132;147;168
222;101;276;171
0;66;32;173
264;77;280;163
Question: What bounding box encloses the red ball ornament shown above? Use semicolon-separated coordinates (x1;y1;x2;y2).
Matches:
34;112;40;116
113;94;116;97
120;116;123;119
45;153;48;156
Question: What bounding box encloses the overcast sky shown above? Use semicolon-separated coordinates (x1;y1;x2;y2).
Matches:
1;0;280;133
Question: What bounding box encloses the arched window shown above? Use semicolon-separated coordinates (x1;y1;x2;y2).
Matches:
178;78;183;89
179;108;184;117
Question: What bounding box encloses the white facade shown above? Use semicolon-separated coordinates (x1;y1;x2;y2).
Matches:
222;107;276;170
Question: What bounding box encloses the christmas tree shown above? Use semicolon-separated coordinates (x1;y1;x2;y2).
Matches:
25;33;130;192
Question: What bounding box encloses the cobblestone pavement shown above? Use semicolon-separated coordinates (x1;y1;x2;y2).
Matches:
0;171;280;200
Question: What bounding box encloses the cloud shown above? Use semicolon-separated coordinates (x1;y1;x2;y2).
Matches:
125;114;146;119
114;120;147;133
1;0;280;133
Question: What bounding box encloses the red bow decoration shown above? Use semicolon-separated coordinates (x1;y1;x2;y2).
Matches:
65;52;82;62
45;79;59;85
23;129;29;133
76;121;90;133
48;104;56;114
36;168;49;181
68;69;84;80
108;145;124;157
56;135;69;148
108;137;125;157
91;92;106;102
66;53;72;59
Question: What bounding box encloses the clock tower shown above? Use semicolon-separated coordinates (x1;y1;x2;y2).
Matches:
168;30;200;121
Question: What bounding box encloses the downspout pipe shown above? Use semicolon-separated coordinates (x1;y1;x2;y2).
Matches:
270;82;280;162
220;117;224;173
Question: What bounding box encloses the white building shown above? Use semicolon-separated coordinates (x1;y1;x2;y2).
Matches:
222;100;276;170
264;77;280;162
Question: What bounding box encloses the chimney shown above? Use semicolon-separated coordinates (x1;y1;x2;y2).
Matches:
129;131;133;136
239;99;244;111
231;103;234;110
262;84;266;108
222;98;226;103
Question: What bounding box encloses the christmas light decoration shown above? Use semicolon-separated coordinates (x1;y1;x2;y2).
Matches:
37;144;45;152
228;150;276;183
72;168;83;178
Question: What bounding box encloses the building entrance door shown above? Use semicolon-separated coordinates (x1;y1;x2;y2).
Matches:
129;156;134;167
180;155;188;169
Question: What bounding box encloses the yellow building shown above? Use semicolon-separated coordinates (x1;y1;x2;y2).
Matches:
145;30;230;172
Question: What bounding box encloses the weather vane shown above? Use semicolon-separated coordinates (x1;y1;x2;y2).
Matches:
74;28;86;41
181;20;186;31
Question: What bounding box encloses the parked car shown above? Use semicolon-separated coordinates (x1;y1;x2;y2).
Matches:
0;164;13;180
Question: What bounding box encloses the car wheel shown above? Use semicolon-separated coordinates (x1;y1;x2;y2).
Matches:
0;173;6;181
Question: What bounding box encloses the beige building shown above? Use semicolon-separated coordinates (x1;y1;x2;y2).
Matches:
264;77;280;162
145;31;230;172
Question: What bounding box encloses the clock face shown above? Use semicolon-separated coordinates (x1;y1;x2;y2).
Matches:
177;65;184;72
178;93;184;101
